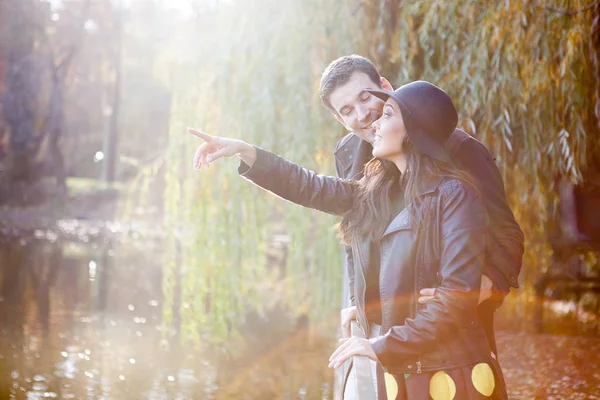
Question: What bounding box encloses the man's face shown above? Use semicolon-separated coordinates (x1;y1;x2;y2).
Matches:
328;72;393;144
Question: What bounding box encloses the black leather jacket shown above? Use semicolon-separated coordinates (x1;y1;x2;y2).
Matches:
239;148;491;373
333;133;374;309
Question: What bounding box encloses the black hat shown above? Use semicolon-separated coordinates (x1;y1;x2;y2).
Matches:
365;81;457;162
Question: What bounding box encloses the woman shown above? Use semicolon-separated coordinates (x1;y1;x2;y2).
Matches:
188;81;507;399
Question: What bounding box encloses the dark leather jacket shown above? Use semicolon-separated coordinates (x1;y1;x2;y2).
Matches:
239;148;491;373
333;133;374;308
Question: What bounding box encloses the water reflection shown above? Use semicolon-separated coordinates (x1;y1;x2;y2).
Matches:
3;232;600;398
0;238;169;398
0;236;334;399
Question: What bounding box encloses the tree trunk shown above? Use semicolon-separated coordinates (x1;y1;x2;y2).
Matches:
3;0;38;174
1;0;43;204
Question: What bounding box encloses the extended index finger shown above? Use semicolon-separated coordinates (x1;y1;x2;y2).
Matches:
187;127;214;143
419;288;436;296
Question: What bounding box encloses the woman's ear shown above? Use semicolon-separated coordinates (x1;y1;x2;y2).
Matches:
380;77;393;91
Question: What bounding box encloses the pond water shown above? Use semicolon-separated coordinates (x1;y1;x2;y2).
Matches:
1;230;600;399
0;231;334;399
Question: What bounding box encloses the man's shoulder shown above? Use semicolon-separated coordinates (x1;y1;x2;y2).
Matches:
334;133;362;155
447;129;495;163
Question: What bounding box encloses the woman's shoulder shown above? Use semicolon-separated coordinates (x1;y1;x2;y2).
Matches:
437;177;479;200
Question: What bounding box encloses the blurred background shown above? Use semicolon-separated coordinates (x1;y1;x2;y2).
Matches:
0;0;600;398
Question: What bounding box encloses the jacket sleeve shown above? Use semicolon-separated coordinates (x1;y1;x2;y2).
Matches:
238;147;356;216
453;138;524;293
371;182;486;363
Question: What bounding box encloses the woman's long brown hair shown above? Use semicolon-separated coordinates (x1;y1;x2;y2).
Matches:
336;136;476;245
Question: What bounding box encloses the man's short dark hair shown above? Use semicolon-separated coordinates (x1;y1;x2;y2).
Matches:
319;55;382;112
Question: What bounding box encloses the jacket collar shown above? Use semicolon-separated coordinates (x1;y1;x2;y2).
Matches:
335;134;373;179
416;175;445;198
381;176;444;238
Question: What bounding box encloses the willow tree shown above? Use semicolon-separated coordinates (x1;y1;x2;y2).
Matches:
162;0;372;343
161;0;600;342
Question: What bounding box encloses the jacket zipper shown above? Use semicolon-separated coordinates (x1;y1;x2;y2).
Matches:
414;262;423;374
414;261;422;374
414;200;429;375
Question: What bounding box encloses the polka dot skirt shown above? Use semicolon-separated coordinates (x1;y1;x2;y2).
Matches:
384;358;507;400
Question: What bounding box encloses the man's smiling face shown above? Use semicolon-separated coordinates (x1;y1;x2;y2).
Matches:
328;72;393;144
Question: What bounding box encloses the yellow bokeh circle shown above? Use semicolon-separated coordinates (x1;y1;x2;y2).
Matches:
429;371;456;400
471;363;495;396
384;373;398;400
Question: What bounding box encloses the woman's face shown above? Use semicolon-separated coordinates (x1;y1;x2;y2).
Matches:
371;99;407;165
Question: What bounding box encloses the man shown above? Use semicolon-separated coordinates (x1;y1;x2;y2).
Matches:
189;54;524;398
317;56;523;356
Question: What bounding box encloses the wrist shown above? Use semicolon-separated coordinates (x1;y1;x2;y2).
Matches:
236;142;257;167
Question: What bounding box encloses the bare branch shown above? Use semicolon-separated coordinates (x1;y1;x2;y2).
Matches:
538;0;599;16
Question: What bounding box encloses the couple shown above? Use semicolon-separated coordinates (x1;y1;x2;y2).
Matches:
188;55;524;400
